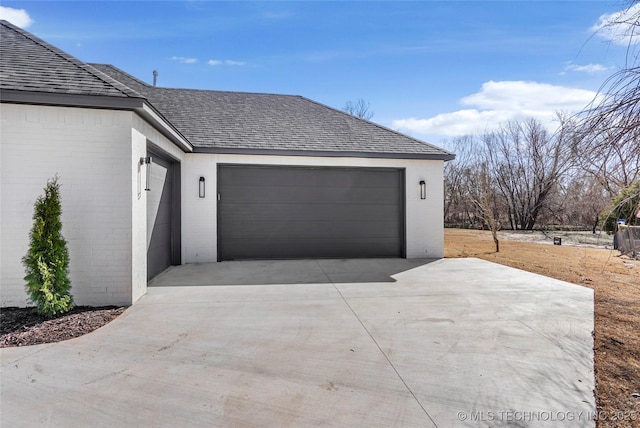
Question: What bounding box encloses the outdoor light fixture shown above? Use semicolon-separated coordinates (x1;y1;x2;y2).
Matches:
419;180;426;199
199;176;205;198
140;156;152;191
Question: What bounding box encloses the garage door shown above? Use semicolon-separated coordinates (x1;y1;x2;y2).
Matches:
218;165;404;260
147;154;180;280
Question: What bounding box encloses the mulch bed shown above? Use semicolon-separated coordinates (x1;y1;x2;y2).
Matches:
1;306;126;348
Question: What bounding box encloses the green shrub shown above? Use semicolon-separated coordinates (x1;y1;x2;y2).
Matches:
22;176;73;317
599;181;640;232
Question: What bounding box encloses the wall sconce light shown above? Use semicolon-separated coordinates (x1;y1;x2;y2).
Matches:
419;180;426;199
199;176;205;198
140;156;152;191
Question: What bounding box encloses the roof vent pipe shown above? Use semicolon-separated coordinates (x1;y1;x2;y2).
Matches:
153;70;158;87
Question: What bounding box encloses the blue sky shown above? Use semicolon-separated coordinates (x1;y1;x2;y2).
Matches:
1;1;637;144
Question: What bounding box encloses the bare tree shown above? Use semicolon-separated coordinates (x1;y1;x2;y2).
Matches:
443;136;480;227
575;2;640;195
443;136;501;249
466;161;502;252
343;98;374;120
551;173;611;232
575;85;640;194
484;117;575;230
444;116;588;233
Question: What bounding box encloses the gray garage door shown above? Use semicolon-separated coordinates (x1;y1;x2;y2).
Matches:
147;153;181;280
218;165;404;260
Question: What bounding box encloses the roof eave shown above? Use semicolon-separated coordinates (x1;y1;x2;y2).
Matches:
0;88;143;109
0;89;193;152
136;103;193;152
192;146;455;161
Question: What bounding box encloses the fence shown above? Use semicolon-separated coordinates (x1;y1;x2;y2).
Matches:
614;225;640;259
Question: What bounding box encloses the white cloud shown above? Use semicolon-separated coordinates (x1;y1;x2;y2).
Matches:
208;59;245;66
563;62;612;74
392;81;598;138
171;56;197;64
461;81;596;111
591;4;640;46
0;6;33;28
394;110;514;138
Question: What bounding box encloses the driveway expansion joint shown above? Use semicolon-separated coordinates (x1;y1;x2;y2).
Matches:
2;259;594;427
314;261;439;427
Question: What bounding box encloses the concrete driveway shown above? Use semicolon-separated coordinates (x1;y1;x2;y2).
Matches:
1;258;594;427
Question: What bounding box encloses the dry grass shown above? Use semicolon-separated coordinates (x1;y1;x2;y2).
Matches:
445;228;640;428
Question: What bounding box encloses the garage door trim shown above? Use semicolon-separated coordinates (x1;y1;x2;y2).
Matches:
217;164;406;261
147;145;181;280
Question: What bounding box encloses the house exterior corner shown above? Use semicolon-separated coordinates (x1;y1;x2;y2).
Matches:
1;104;149;307
0;20;453;308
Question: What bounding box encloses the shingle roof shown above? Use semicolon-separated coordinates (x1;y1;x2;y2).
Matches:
0;20;141;98
0;20;453;160
91;64;453;159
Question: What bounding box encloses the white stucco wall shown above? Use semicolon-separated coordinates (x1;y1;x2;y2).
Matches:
181;153;445;263
0;103;182;307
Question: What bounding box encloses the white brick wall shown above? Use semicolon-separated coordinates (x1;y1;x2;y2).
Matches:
131;115;185;302
132;114;185;163
181;155;218;263
130;128;147;303
1;102;445;307
0;103;180;307
181;154;445;263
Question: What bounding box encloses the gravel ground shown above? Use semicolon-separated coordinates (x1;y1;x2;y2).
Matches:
497;229;615;249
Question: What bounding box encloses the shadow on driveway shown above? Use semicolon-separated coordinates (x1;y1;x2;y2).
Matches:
148;258;438;287
1;258;595;427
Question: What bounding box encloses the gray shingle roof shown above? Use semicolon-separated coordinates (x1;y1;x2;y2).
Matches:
0;20;141;98
91;64;453;159
0;20;453;160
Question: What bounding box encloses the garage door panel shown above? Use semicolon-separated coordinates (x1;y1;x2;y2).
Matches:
220;203;401;222
218;165;404;260
221;237;401;260
153;202;172;225
148;224;171;250
148;224;171;274
219;220;401;239
219;167;401;188
221;186;400;205
147;154;179;280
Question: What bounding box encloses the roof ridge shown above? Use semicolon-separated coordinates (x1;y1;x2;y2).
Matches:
0;20;142;99
89;63;152;88
1;23;452;159
155;86;298;98
90;63;301;98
